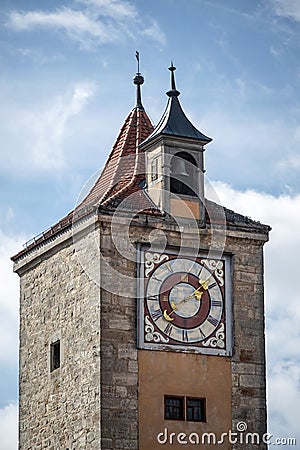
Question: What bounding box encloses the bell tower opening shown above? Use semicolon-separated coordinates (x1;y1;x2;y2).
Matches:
170;151;198;197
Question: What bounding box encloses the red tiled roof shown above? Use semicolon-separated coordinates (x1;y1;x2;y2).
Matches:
79;106;154;209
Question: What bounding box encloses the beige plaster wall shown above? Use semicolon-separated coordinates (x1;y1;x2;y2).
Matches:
138;350;232;450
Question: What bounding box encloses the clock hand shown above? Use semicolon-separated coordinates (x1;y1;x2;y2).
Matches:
193;275;215;300
179;279;210;304
163;310;174;321
163;274;215;322
164;293;194;321
164;285;205;322
194;290;203;301
199;274;213;291
170;300;178;311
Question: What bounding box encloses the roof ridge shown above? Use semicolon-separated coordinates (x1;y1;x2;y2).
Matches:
100;108;137;205
76;107;153;209
101;108;148;206
205;198;271;231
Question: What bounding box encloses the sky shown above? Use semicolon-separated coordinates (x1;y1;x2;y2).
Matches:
1;0;300;448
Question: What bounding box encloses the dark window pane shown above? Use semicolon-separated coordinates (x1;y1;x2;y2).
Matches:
50;340;60;372
186;398;206;422
165;396;184;420
170;151;197;196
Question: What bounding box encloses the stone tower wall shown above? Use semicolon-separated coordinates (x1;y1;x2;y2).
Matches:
99;219;139;449
16;214;268;450
98;217;268;450
18;228;101;450
230;237;267;448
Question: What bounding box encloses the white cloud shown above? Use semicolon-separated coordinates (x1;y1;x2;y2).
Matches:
0;228;24;450
0;81;97;173
0;229;23;450
277;125;300;170
141;19;167;46
16;48;64;64
277;152;300;170
202;110;283;160
9;8;117;49
28;81;97;170
6;1;166;50
0;230;27;366
0;403;18;450
197;106;300;194
270;0;300;22
76;0;137;20
208;181;300;443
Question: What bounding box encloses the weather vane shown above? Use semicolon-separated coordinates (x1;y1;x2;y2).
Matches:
135;50;140;74
133;51;144;109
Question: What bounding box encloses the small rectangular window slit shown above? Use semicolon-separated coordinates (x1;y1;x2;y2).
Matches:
50;340;60;372
151;157;159;182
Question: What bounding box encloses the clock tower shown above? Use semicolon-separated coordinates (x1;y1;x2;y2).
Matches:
13;61;270;450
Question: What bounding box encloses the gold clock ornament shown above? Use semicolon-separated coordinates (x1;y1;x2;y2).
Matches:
137;248;232;355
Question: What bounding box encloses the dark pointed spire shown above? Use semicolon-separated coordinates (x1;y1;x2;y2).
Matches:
133;51;144;110
167;62;180;97
141;63;212;145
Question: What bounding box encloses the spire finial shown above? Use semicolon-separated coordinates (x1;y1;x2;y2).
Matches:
133;51;144;110
136;51;140;73
167;61;180;97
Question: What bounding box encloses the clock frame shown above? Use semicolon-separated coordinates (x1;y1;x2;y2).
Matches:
137;247;232;356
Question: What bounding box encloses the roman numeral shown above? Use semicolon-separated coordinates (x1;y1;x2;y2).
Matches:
151;275;162;282
182;329;189;342
164;323;173;336
165;263;173;273
211;300;222;307
180;274;189;283
152;309;162;321
207;315;219;327
198;328;206;340
147;295;158;301
208;281;217;289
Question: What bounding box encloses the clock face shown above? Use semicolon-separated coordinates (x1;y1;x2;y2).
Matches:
138;249;232;355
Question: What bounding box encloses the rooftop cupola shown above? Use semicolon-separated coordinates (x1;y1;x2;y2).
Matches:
140;63;212;220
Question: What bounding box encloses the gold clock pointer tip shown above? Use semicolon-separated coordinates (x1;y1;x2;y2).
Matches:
194;291;203;301
171;300;178;311
163;310;174;322
199;279;209;290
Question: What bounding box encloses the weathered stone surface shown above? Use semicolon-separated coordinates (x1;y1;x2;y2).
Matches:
15;212;268;450
18;229;101;450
